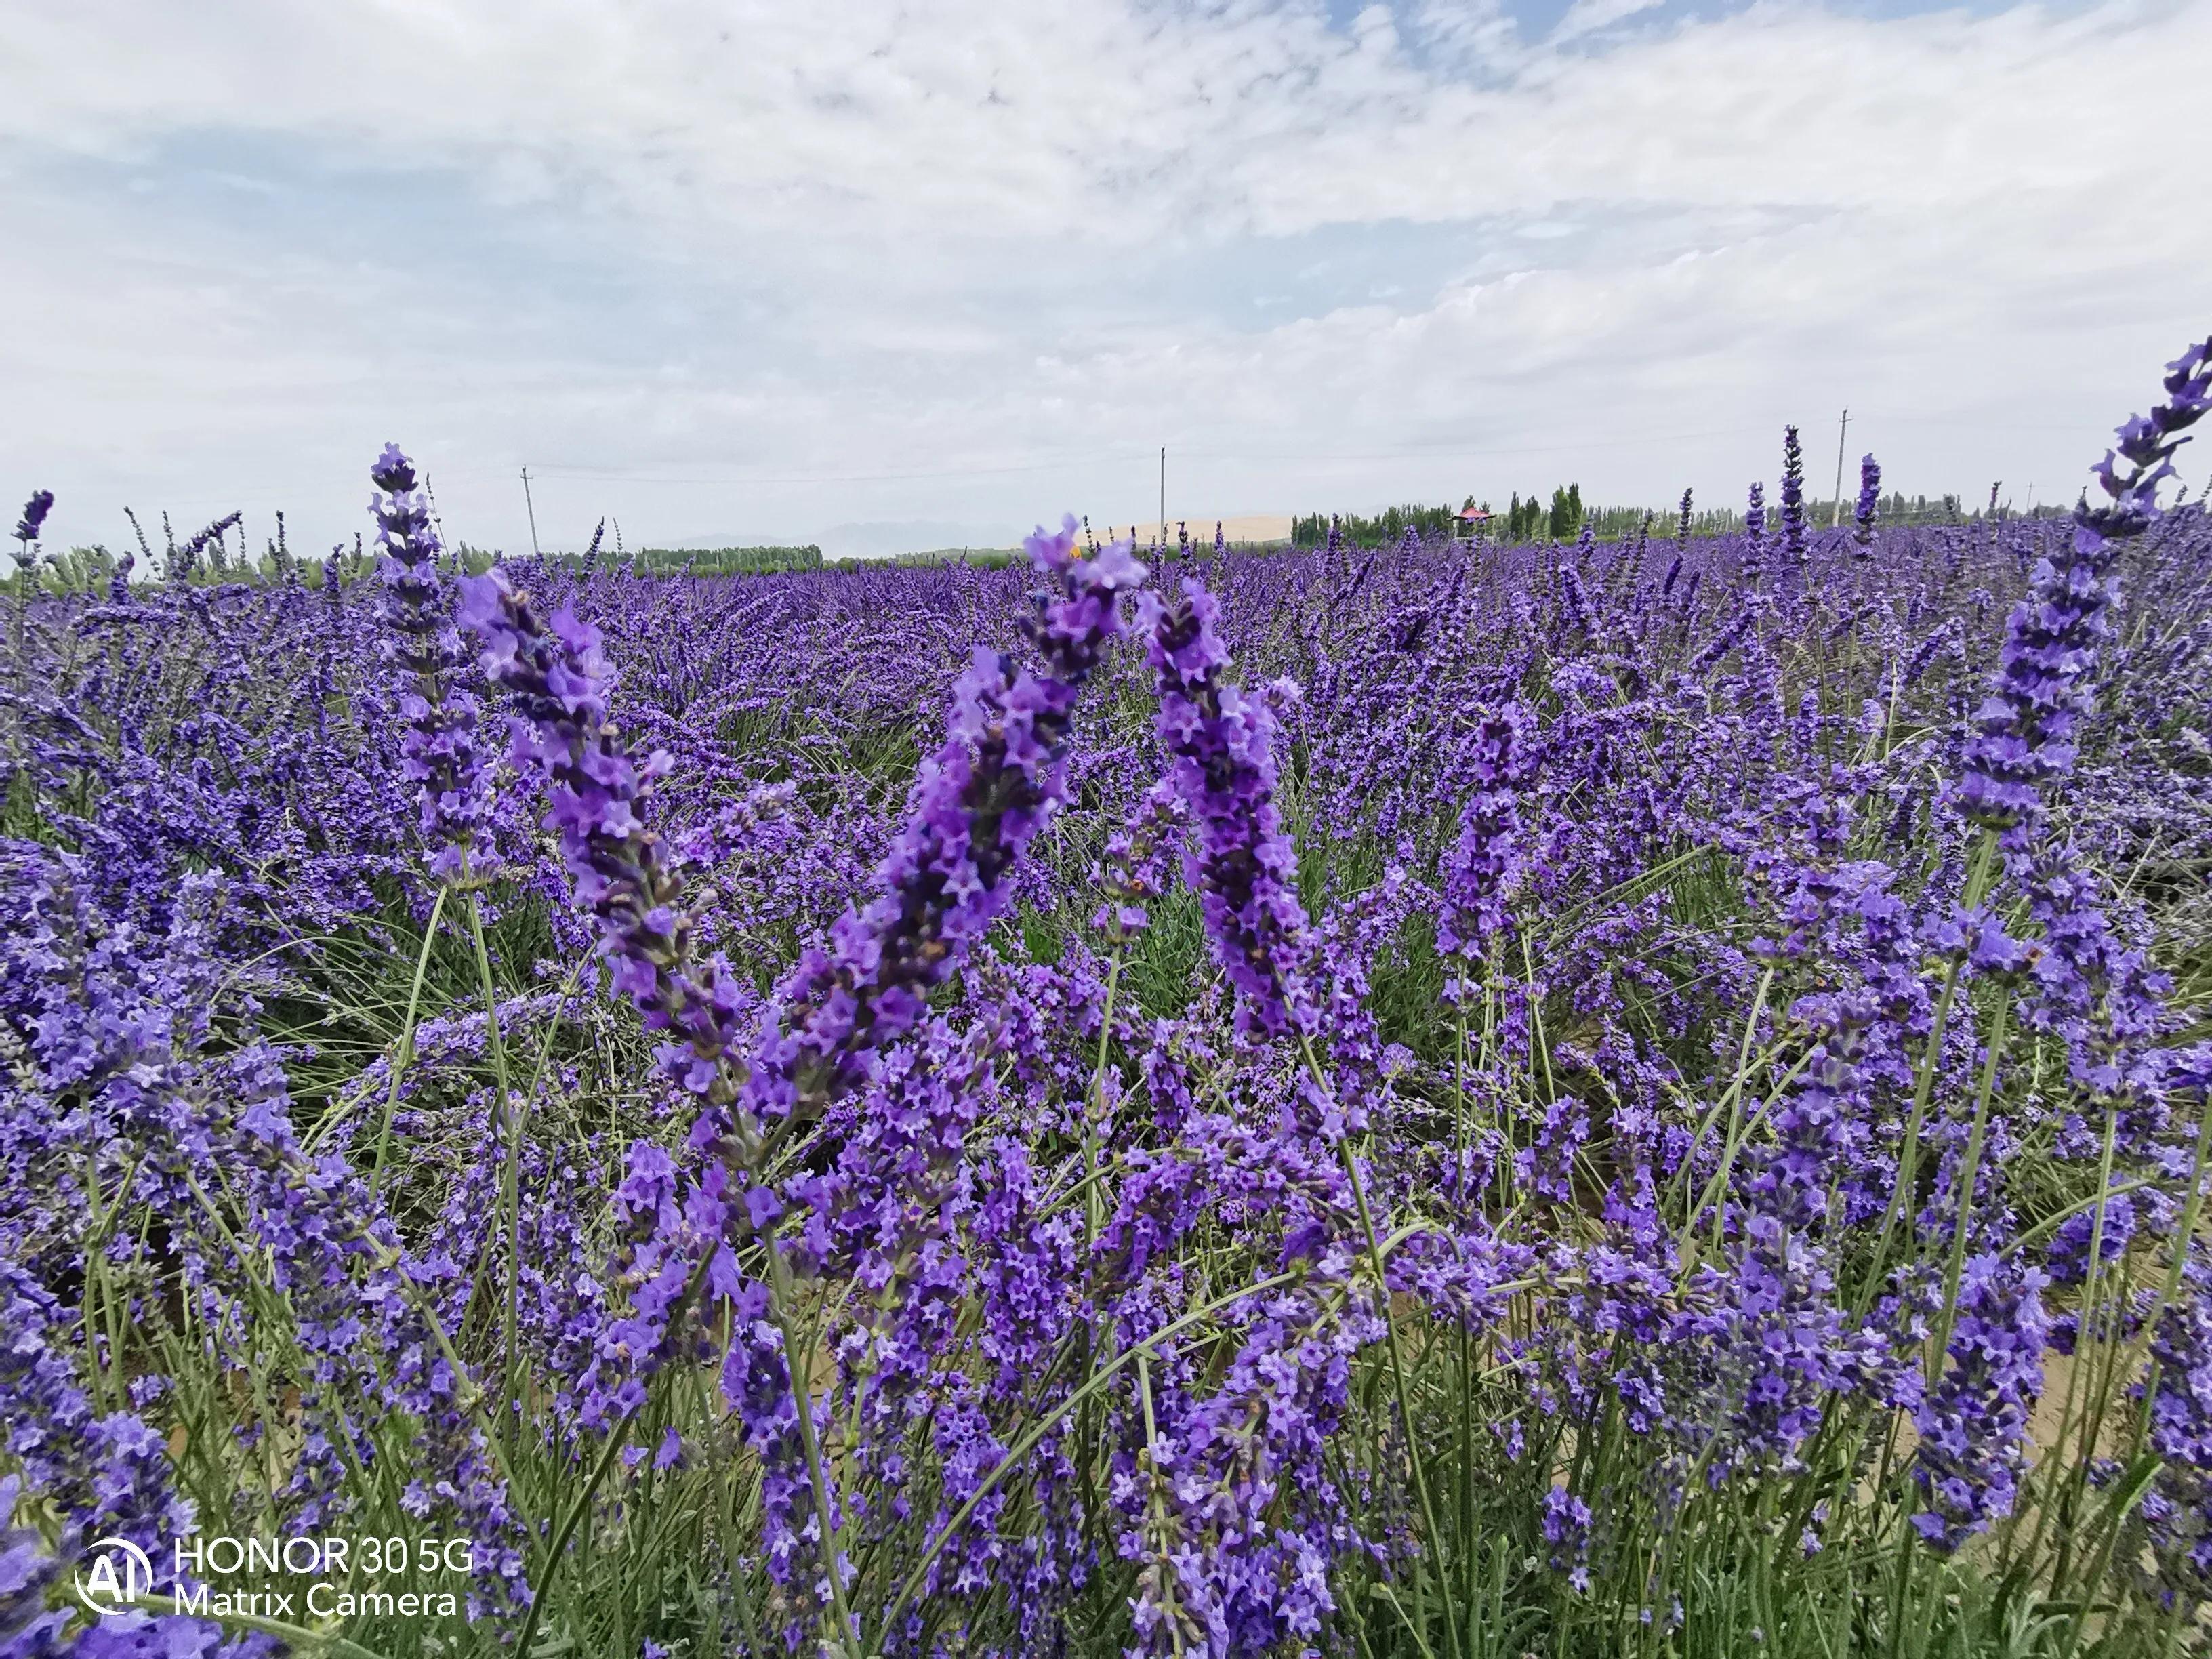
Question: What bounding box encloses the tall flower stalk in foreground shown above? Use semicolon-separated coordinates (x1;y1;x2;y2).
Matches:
1894;337;2212;1554
1959;340;2211;832
720;518;1139;1643
1139;573;1461;1647
367;445;508;1356
1139;577;1313;1043
371;445;488;881
457;567;734;1090
458;558;790;1637
722;517;1146;1143
464;516;1144;1654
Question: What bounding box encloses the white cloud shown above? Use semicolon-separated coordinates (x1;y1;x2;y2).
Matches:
0;0;2207;554
1553;0;1666;43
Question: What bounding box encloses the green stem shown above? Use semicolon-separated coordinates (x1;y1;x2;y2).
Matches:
1862;827;1998;1307
879;1263;1339;1639
1452;987;1471;1194
509;1250;718;1659
1664;966;1776;1217
2150;1060;2212;1330
1927;987;2011;1387
2026;1103;2122;1587
1077;943;1127;1577
1134;1351;1188;1657
369;882;449;1201
760;1226;860;1656
1084;947;1126;1250
1298;1029;1462;1659
459;893;525;1419
1678;1042;1816;1268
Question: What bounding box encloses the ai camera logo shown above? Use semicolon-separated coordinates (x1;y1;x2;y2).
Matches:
76;1536;155;1618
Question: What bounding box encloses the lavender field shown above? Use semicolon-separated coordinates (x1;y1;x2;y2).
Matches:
3;341;2211;1659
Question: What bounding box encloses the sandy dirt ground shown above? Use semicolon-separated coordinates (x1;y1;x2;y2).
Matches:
1100;514;1294;546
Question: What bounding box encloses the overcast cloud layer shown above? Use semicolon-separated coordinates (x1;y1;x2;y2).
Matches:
3;0;2207;557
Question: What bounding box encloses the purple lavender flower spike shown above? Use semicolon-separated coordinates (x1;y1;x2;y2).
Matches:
1742;480;1768;592
1779;425;1807;581
1138;574;1314;1040
12;489;52;552
168;510;241;583
1543;1485;1594;1591
731;516;1147;1136
457;565;745;1093
1912;1254;2048;1551
1960;338;2211;830
372;444;488;880
1853;454;1881;555
1437;702;1535;961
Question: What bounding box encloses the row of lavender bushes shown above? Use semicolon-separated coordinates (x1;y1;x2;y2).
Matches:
3;342;2211;1658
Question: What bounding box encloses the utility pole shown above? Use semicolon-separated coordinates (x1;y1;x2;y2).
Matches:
520;466;541;558
424;474;449;566
1158;446;1165;546
1829;409;1850;527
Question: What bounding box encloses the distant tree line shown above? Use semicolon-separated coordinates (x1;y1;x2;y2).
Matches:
1291;481;2069;550
1290;503;1464;546
1292;489;1611;547
884;547;1025;569
632;544;823;575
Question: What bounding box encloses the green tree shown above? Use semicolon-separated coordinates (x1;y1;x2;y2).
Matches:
1546;485;1572;539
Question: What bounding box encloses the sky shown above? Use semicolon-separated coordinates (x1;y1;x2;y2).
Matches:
2;0;2207;559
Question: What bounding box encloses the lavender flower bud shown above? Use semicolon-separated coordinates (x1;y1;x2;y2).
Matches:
169;511;241;583
1960;339;2211;829
1853;454;1881;554
459;566;745;1088
372;445;488;880
1780;425;1807;577
734;517;1147;1130
1912;1254;2048;1551
12;489;53;552
1437;702;1534;960
1139;575;1313;1040
1743;481;1768;592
